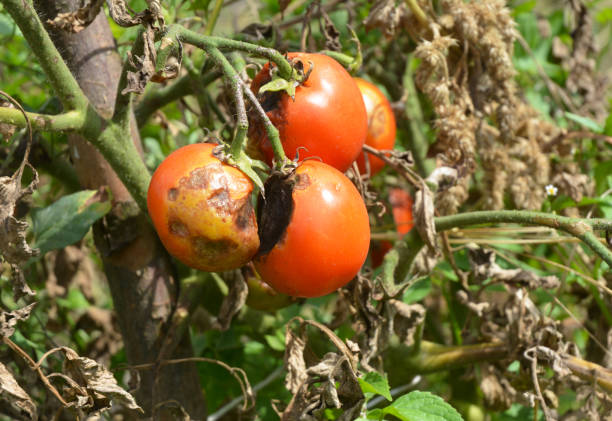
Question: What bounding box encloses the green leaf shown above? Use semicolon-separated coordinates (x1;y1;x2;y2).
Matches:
564;112;604;134
258;77;297;99
383;391;464;421
403;277;432;304
32;189;111;254
359;371;392;402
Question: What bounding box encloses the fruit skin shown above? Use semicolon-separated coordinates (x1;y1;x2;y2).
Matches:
389;188;414;236
243;264;297;312
249;53;368;172
254;160;370;298
147;143;259;272
354;78;396;175
371;189;413;269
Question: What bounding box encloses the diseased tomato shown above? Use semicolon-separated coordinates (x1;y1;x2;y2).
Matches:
243;263;297;312
248;53;368;172
354;78;396;175
254;160;370;298
147;143;259;272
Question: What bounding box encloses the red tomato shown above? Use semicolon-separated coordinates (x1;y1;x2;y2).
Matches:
254;160;370;297
249;53;368;172
389;188;414;236
147;143;259;272
354;78;396;175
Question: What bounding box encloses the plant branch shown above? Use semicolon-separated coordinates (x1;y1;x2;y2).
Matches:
0;108;85;132
1;0;89;111
170;25;294;80
434;210;612;267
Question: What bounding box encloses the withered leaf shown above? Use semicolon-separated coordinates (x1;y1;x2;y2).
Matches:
60;347;143;414
413;182;437;252
468;247;560;289
122;26;157;95
0;362;37;421
46;0;105;33
480;364;516;411
284;328;307;394
364;0;403;39
0;303;36;339
386;300;425;347
1;172;40;266
216;270;249;331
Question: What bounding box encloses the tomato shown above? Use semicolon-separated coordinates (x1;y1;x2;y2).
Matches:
370;189;413;269
243;264;297;312
248;53;368;172
354;78;396;175
254;160;370;298
147;143;259;272
389;188;413;236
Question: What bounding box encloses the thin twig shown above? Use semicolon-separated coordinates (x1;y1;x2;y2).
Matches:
3;338;69;407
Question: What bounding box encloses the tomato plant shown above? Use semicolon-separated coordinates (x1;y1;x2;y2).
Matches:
354;77;397;175
147;143;259;272
254;160;370;298
248;52;368;172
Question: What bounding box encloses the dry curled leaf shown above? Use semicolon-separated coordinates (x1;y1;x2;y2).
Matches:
386;300;425;347
0;362;37;421
46;0;105;33
216;270;249;331
413;182;437;252
59;347;142;414
122;26;157;95
284;327;308;394
364;0;405;39
468;247;560;289
0;303;36;339
480;364;516;411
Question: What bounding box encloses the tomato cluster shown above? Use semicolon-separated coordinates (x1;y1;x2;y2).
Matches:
147;53;399;300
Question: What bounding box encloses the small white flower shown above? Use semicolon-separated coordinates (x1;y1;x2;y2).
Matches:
545;184;558;196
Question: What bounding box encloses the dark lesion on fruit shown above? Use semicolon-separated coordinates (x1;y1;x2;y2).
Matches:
167;188;179;201
294;173;311;190
234;200;255;231
207;188;231;215
256;171;295;256
180;164;226;191
192;236;239;258
168;218;189;237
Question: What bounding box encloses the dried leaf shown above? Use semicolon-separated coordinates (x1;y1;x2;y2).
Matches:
413;182;437;252
386;300;425;347
46;0;105;33
60;347;143;414
468;247;560;289
122;26;157;95
284;328;307;394
0;362;37;420
0;303;35;339
216;270;249;331
320;10;341;52
480;364;516;411
364;0;404;39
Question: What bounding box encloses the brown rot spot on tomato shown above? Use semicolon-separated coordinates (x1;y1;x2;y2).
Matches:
207;188;231;214
167;188;179;201
192;236;238;257
294;173;311;190
168;218;189;237
256;171;295;256
235;200;255;231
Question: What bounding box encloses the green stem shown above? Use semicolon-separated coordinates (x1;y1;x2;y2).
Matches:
86;122;151;211
1;0;89;111
172;25;293;80
204;0;224;36
404;0;429;27
241;85;286;165
134;70;221;126
0;108;85;132
434;210;612;268
405;341;508;373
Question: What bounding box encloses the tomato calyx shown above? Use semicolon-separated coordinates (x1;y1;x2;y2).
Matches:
257;57;314;101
